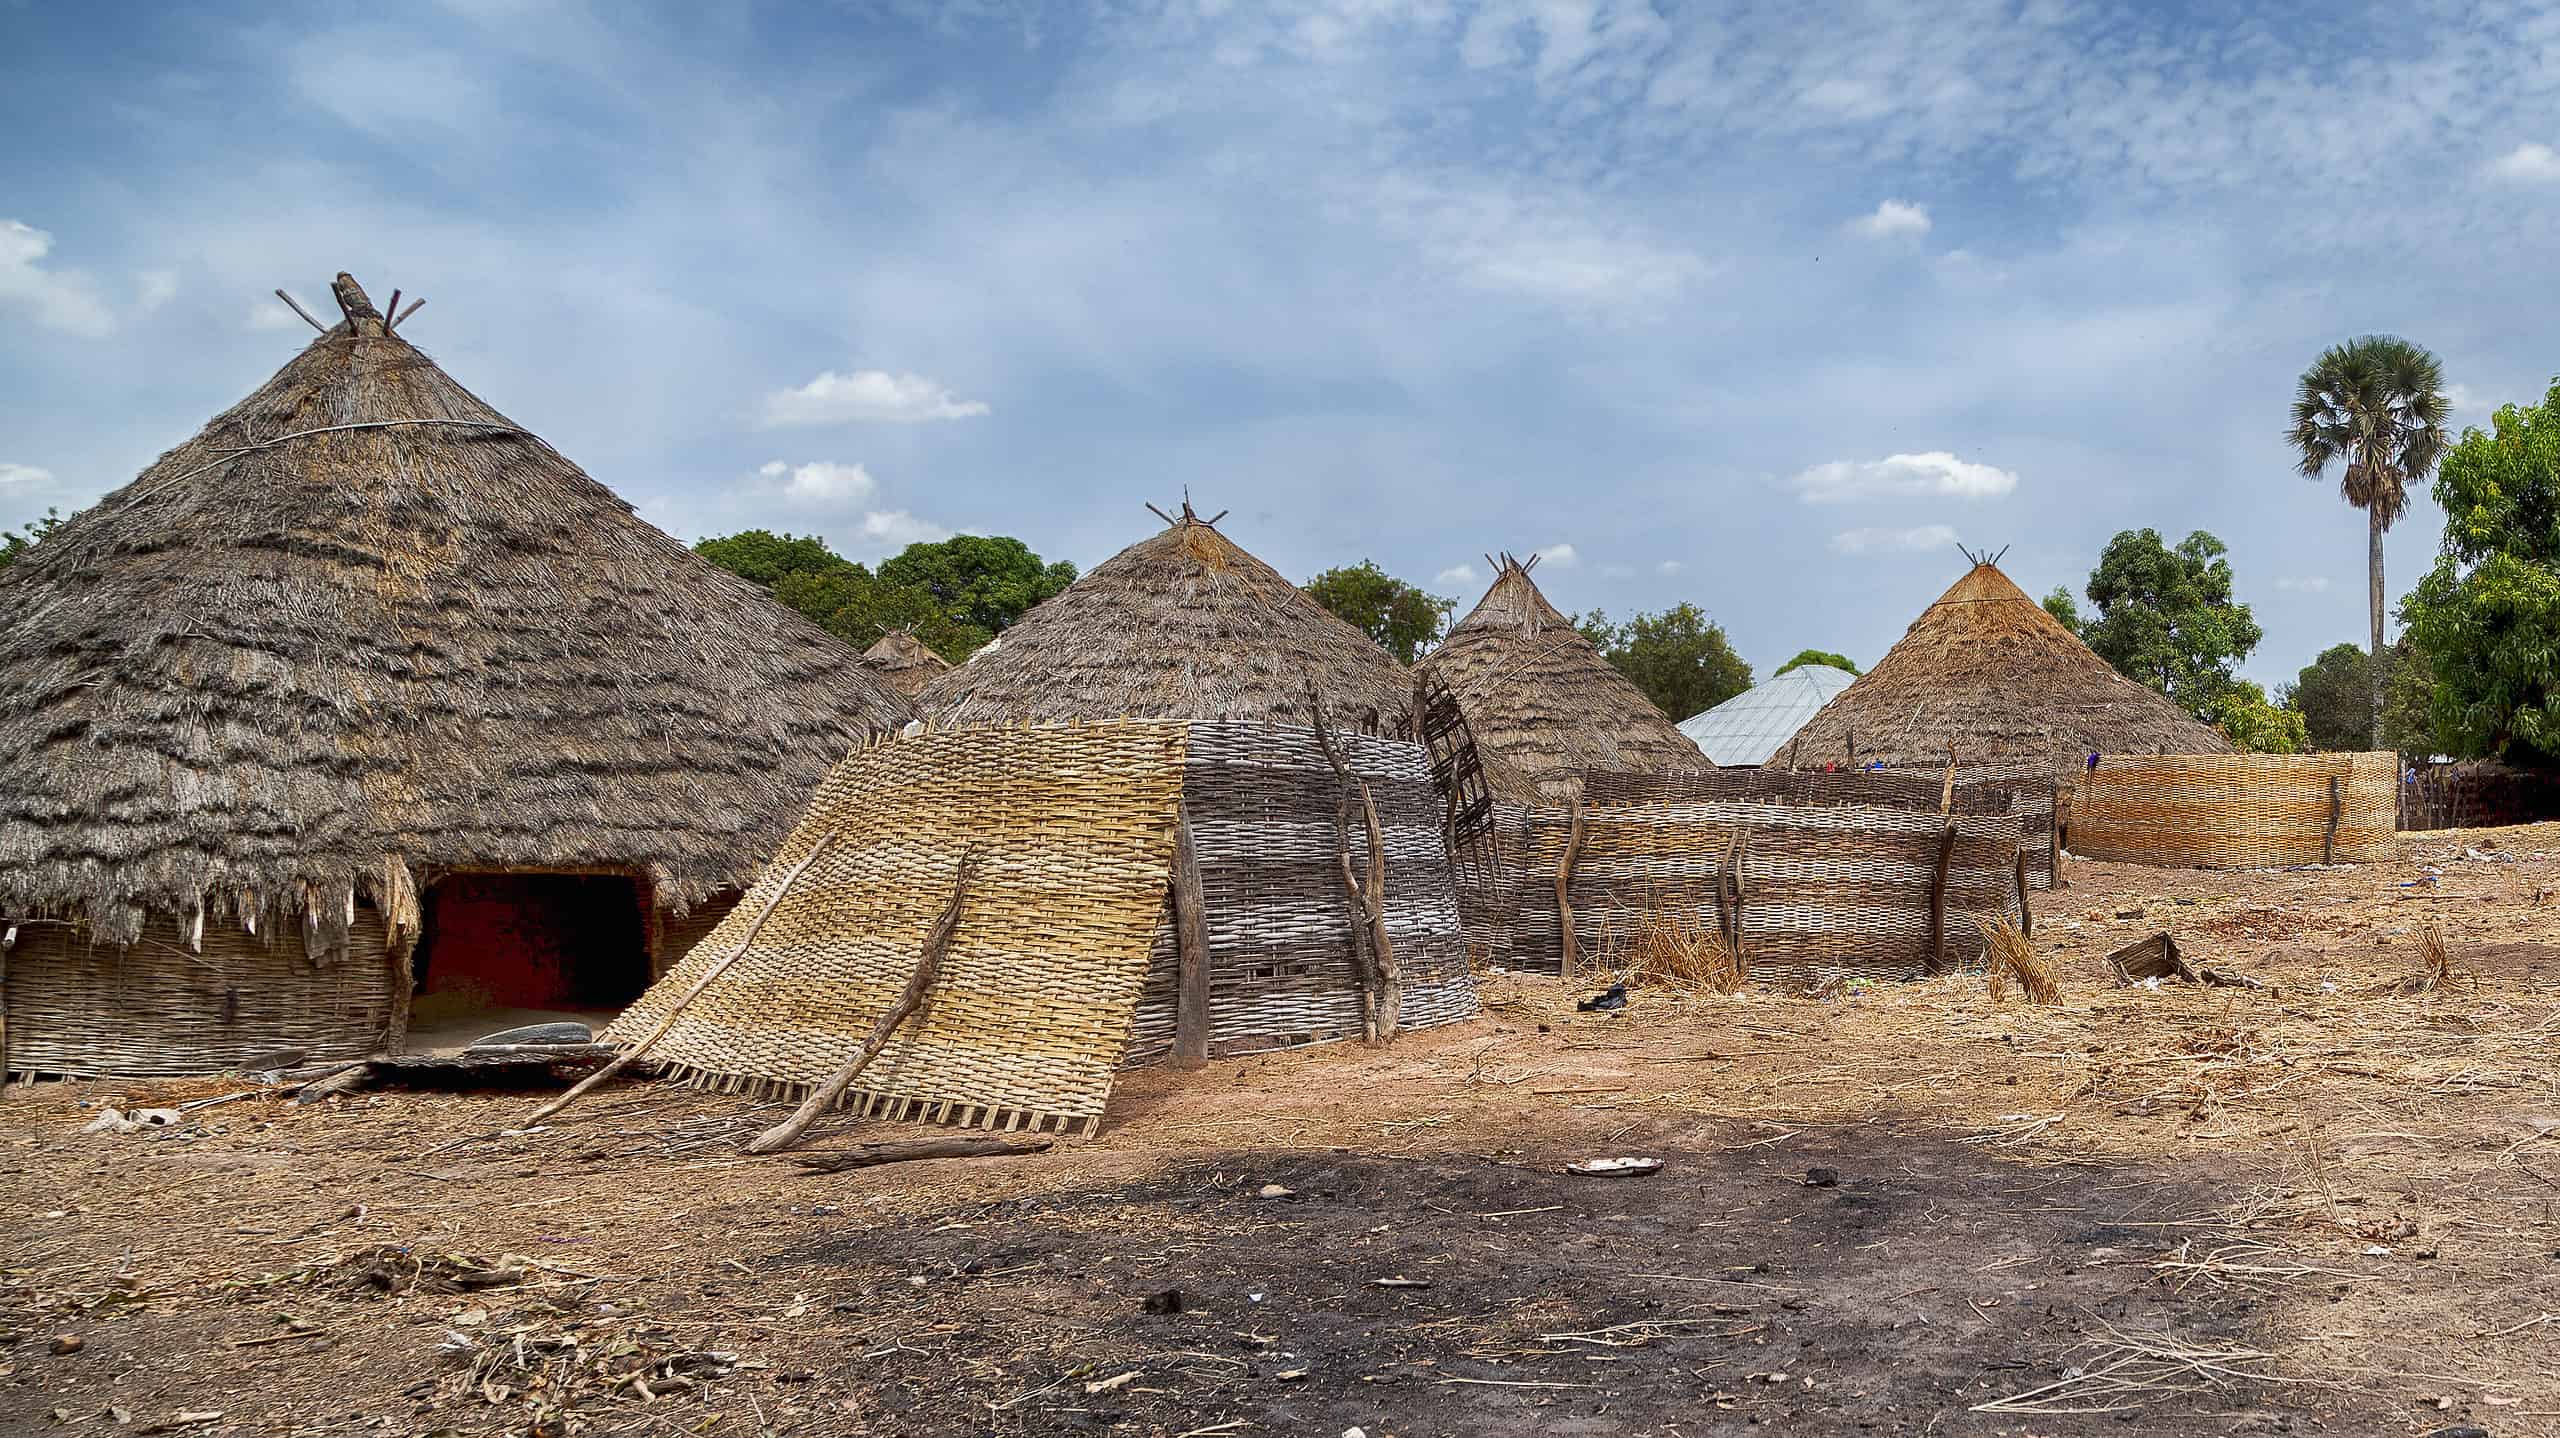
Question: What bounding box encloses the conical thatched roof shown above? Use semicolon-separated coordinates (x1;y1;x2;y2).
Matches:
915;504;1413;734
0;273;914;948
861;628;949;698
1785;561;2231;770
1416;554;1709;803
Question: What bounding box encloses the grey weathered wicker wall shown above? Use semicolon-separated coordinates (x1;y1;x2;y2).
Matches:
4;907;400;1078
1125;723;1479;1063
1450;799;1530;966
1510;773;2027;982
2069;751;2397;868
1876;761;2060;891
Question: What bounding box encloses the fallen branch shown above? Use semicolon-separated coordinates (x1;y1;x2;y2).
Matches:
792;1137;1052;1173
746;846;980;1155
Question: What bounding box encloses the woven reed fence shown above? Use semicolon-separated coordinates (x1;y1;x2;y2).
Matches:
1124;722;1478;1062
606;721;1192;1135
3;907;401;1078
2067;751;2397;868
1450;798;1531;967
1510;771;2026;983
1881;760;2060;891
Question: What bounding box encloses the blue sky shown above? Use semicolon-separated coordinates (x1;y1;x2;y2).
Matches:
4;0;2557;696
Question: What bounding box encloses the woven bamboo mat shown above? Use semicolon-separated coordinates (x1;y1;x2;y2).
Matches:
604;721;1189;1133
2070;752;2396;868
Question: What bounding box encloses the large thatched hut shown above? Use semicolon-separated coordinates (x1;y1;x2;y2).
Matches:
860;629;949;698
1416;553;1708;804
1785;560;2231;770
916;503;1414;734
0;274;913;1077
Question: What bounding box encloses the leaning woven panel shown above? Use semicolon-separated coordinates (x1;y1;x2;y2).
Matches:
4;909;399;1078
1124;723;1479;1064
1509;777;2025;983
604;720;1189;1133
2067;751;2397;868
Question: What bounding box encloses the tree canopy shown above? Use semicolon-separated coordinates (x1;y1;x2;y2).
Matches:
2280;643;2376;751
0;507;66;572
693;530;1075;663
1577;604;1754;721
2398;378;2560;764
1302;561;1455;664
2073;529;2264;718
1774;648;1859;677
2040;585;2083;635
2206;679;2309;754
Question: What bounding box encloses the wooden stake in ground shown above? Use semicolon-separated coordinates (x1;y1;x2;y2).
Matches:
1557;802;1585;980
1169;805;1213;1069
1305;675;1401;1042
746;846;981;1155
521;832;841;1126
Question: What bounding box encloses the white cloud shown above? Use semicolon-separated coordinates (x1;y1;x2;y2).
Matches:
1790;451;2019;504
2488;142;2560;184
1828;524;1957;555
0;462;55;487
1367;175;1711;310
1656;560;1683;575
757;369;990;427
847;509;952;554
135;270;179;315
1434;563;1478;586
2273;576;2332;593
1852;199;1932;238
2444;384;2492;416
1535;542;1578;568
756;459;878;505
0;220;115;337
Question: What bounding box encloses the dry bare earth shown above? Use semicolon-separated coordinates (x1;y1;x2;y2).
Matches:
5;826;2559;1437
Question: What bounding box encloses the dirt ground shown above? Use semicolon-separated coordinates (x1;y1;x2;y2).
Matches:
5;826;2559;1437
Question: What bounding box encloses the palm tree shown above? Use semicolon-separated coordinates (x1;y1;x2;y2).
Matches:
2287;336;2449;747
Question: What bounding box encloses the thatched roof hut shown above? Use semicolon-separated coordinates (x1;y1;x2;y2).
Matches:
915;503;1414;734
1416;554;1708;803
861;629;949;698
1785;560;2231;770
0;274;913;1075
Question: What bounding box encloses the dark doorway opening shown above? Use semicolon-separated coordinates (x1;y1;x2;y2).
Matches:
409;873;651;1044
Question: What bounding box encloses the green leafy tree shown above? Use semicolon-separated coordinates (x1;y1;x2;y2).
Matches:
2279;643;2377;751
1576;603;1752;721
2288;335;2451;744
692;529;845;588
0;507;66;570
2206;679;2310;754
774;565;991;661
2397;379;2560;763
1774;648;1860;677
1302;561;1455;663
2376;638;2439;757
2040;585;2083;635
877;535;1075;636
2076;529;2264;718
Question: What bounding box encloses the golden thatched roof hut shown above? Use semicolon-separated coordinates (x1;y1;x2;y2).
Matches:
1416;553;1708;803
0;274;914;1076
860;629;950;698
1785;560;2231;770
916;503;1414;734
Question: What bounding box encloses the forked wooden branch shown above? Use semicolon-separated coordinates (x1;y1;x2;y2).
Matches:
746;846;981;1154
1307;674;1400;1041
522;832;842;1125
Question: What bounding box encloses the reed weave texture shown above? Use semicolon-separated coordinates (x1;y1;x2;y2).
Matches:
1511;772;2027;982
1124;723;1479;1062
4;907;400;1078
2067;751;2397;868
604;721;1190;1134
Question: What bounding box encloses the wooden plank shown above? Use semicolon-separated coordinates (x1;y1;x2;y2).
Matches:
1170;804;1213;1069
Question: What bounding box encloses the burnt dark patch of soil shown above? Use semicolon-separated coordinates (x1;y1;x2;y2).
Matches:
758;1128;2359;1436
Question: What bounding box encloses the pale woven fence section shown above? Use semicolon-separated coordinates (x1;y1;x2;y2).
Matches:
1510;769;2026;983
2067;751;2397;868
604;721;1189;1134
4;908;400;1078
1125;722;1478;1062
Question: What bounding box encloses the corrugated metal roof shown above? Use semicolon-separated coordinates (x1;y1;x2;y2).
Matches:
1678;664;1857;767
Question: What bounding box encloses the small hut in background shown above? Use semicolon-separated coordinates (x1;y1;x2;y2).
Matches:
917;502;1413;734
1680;664;1857;767
0;274;913;1077
1786;558;2230;771
1416;553;1708;804
860;628;949;698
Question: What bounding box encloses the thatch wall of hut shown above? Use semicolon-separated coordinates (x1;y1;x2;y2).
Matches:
2069;752;2396;868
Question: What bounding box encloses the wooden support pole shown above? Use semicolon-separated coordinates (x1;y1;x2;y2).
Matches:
1556;802;1586;980
747;847;980;1155
1713;830;1739;950
2014;846;2033;937
1169;805;1213;1069
521;832;840;1126
1362;780;1399;1042
1727;828;1752;964
1335;798;1380;1041
2322;775;2342;865
1927;819;1956;973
